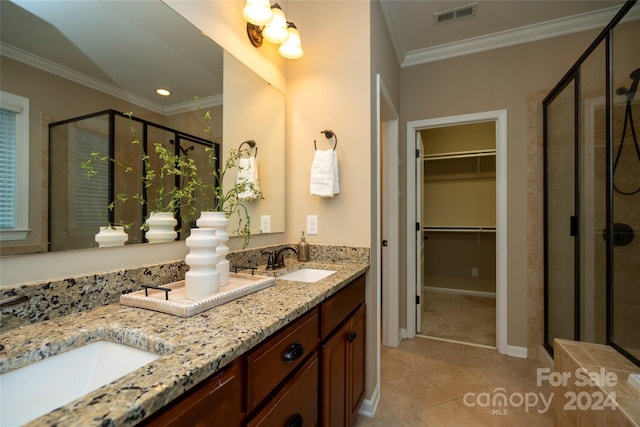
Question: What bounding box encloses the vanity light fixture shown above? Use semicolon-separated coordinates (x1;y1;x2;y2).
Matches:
278;22;303;59
243;2;303;58
155;88;172;96
243;0;273;26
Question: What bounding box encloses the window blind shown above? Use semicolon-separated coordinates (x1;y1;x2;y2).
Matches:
0;108;17;228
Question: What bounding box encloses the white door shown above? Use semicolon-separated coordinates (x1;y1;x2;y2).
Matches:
415;131;423;332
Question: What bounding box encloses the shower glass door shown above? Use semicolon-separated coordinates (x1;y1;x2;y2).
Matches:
579;42;607;344
544;0;639;366
611;4;640;362
545;80;576;346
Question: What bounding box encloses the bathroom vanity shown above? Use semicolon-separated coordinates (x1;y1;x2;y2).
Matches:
142;274;365;426
0;259;368;426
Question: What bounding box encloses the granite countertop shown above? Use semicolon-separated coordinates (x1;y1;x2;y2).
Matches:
0;260;368;426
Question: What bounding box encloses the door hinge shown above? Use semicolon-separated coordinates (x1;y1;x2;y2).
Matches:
416;295;420;304
416;222;420;232
416;149;420;159
382;240;388;247
570;216;578;237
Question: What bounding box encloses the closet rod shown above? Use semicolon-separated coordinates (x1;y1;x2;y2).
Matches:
423;149;496;161
423;226;496;233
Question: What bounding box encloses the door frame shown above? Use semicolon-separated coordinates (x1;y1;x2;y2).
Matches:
406;110;508;355
377;74;400;348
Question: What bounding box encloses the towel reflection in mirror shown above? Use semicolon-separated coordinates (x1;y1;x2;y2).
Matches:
237;140;261;201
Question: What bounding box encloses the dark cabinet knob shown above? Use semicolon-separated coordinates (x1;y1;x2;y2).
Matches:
286;413;303;427
346;331;357;343
282;342;304;362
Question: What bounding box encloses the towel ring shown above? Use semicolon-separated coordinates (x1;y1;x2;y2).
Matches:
239;140;258;158
314;130;337;150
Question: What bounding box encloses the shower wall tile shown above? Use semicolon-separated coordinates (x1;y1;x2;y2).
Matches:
554;339;640;427
527;89;547;355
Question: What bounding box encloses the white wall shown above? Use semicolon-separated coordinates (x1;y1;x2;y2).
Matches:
284;1;371;246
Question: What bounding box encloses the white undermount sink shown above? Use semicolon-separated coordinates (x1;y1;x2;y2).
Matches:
0;340;160;426
278;268;337;283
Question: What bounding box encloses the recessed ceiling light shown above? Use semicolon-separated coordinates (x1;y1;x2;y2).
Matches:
156;88;172;96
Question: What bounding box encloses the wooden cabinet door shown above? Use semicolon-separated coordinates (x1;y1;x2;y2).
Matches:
348;304;366;424
321;321;349;427
321;303;366;427
141;359;243;427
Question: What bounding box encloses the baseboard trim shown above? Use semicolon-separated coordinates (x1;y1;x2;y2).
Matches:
538;344;554;369
423;286;496;298
507;345;528;359
358;383;380;418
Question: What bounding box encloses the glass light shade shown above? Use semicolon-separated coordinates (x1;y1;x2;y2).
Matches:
242;0;272;26
279;26;303;59
263;7;289;44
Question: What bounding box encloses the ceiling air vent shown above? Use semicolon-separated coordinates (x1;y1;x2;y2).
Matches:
434;3;477;25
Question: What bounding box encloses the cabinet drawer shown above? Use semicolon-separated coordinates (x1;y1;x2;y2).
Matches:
141;359;243;427
321;275;365;338
246;308;320;411
248;353;319;427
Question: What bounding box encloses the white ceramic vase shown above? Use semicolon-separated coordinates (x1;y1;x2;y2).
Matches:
184;228;220;300
95;226;128;248
196;211;230;286
145;211;177;244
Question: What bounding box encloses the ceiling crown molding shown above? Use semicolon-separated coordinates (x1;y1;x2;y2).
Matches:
1;42;221;115
401;5;625;68
380;0;409;66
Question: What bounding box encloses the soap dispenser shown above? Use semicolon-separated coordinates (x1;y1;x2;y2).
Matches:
297;231;310;262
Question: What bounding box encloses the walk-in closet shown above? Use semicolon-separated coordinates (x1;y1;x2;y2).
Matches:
420;121;497;347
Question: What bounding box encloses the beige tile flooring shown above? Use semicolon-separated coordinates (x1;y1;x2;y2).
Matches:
354;337;554;426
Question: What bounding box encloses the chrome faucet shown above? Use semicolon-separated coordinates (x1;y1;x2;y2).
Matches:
265;246;299;270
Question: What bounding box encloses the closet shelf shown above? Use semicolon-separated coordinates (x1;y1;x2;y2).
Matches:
423;149;496;161
424;226;496;233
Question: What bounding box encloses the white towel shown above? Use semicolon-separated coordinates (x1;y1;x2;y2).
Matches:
310;149;340;197
236;157;260;200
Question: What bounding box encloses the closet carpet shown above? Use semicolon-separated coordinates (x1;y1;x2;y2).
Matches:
420;291;496;347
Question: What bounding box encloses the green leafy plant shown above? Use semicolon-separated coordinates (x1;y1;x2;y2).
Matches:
81;112;203;230
195;96;263;247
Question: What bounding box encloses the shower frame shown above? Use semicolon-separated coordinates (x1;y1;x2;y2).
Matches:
48;109;220;249
543;0;638;367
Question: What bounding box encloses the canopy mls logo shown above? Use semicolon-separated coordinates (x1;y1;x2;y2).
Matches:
462;367;619;415
462;387;553;415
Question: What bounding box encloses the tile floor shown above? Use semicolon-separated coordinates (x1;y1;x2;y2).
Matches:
354;337;554;426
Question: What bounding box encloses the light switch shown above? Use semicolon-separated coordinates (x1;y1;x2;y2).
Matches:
306;215;318;235
260;215;271;233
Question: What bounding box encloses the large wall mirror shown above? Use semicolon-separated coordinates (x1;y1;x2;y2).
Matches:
0;0;285;256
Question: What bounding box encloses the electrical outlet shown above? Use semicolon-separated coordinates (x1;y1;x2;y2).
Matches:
472;268;479;278
307;215;318;235
260;215;271;233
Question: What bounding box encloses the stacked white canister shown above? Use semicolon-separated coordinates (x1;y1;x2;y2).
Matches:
184;211;230;300
94;226;128;248
145;211;178;244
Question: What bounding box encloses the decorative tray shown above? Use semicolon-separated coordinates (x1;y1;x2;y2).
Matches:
119;273;276;317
